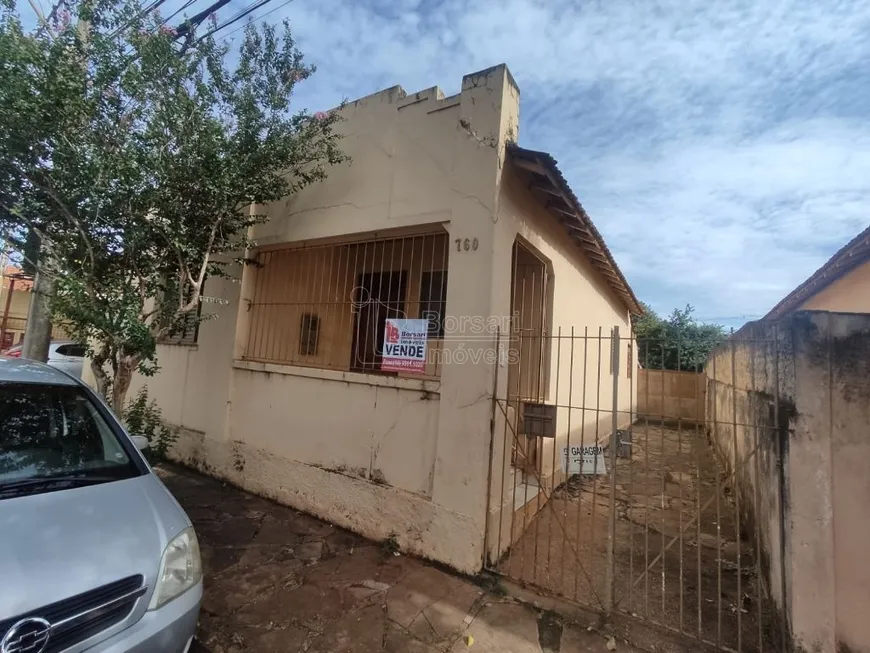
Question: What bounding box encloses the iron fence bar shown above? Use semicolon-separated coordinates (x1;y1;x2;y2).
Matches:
562;326;575;595
518;317;530;581
573;327;589;601
493;395;605;610
507;260;524;577
627;331;635;615
714;337;722;649
275;250;291;362
730;337;742;653
605;325;620;614
590;327;603;597
531;269;544;585
644;338;651;619
437;234;448;377
660;349;666;621
482;328;501;567
495;342;512;566
547;326;562;586
264;249;280;360
695;355;703;639
677;334;685;635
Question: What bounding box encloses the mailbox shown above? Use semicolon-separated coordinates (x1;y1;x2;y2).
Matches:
520;402;557;438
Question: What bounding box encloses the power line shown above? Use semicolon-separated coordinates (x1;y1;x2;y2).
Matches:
173;0;235;40
159;0;199;27
189;0;273;44
217;0;296;39
109;0;169;37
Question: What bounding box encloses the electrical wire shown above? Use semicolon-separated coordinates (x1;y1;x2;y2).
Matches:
157;0;200;30
191;0;271;43
109;0;169;37
216;0;296;39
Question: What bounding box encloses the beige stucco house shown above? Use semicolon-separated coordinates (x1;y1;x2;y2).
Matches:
764;224;870;318
108;64;641;573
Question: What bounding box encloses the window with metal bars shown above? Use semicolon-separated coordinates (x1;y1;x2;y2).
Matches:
244;231;449;378
299;313;320;356
161;281;204;346
420;270;447;339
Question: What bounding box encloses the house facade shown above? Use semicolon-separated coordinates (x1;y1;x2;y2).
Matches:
765;224;870;317
108;65;640;573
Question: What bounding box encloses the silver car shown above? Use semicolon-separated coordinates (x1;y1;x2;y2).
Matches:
0;357;202;653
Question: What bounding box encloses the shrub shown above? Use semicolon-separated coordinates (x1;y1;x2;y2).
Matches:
123;387;178;465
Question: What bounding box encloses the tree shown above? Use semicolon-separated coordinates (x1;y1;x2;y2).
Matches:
0;0;346;413
631;304;727;371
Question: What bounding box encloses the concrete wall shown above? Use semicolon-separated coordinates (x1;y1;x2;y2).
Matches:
638;369;705;423
706;311;870;653
799;259;870;313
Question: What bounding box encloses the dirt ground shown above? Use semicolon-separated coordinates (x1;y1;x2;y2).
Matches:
498;421;784;653
159;465;657;653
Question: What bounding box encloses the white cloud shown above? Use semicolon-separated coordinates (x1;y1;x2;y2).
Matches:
173;0;870;323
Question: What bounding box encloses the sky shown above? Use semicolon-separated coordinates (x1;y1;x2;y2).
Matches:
21;0;870;327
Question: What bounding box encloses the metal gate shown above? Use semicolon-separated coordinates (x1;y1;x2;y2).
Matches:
483;326;789;653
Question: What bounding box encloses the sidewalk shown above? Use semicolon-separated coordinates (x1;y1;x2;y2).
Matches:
159;465;640;653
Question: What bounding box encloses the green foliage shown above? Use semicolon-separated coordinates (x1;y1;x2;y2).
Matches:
631;304;727;371
123;386;177;464
0;1;346;412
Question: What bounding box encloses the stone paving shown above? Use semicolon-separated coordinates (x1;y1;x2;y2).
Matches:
158;465;643;653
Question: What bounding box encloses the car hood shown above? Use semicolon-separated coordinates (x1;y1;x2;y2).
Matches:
0;473;190;618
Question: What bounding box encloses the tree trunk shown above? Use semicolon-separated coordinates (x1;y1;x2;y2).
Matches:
111;356;138;416
90;358;111;400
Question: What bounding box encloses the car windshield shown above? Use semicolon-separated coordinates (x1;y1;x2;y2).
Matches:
0;382;139;490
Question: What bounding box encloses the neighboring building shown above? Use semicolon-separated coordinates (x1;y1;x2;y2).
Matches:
0;266;34;350
765;224;870;318
107;65;640;573
0;265;73;351
707;224;870;652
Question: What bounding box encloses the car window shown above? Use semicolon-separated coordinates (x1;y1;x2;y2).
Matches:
0;383;140;487
55;344;86;357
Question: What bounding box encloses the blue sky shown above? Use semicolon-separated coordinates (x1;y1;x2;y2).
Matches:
21;0;870;327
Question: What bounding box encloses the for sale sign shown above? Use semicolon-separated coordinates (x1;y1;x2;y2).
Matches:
381;319;429;374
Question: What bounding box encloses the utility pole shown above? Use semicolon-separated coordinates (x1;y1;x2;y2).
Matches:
21;2;69;363
21;270;53;362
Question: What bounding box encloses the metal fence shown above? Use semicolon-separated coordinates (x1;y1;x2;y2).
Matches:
484;327;788;653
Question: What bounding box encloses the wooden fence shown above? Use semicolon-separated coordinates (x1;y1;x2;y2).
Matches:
636;368;705;423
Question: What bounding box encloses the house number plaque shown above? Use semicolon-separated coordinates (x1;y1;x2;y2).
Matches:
455;238;479;252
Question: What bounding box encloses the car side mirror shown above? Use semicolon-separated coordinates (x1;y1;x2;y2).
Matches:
131;435;150;451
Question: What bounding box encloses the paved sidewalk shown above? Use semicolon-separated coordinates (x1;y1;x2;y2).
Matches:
159;465;643;653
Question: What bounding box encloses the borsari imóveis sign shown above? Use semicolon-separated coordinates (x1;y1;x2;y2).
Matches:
381;319;429;373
